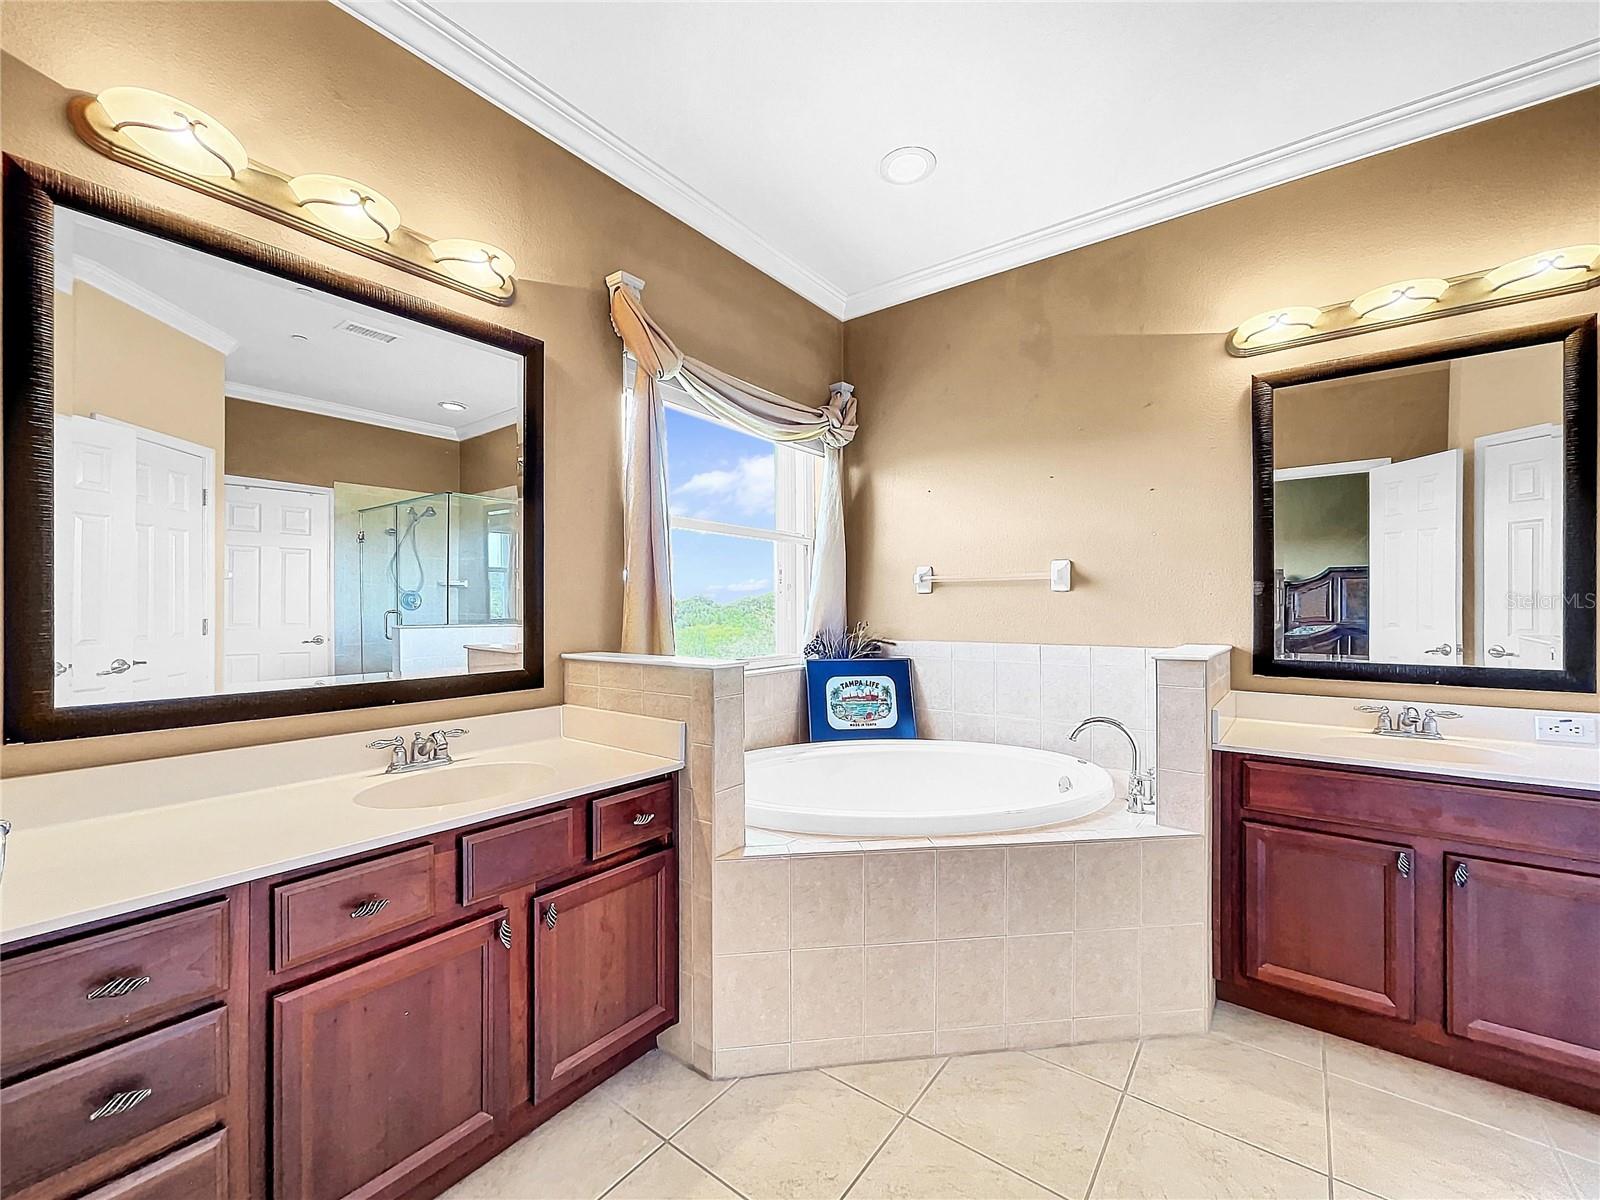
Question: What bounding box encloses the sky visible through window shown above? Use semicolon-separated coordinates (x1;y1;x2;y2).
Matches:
665;406;781;657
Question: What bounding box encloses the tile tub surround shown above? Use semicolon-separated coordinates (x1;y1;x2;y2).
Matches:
705;837;1210;1077
744;664;808;750
440;1003;1599;1200
563;653;746;1074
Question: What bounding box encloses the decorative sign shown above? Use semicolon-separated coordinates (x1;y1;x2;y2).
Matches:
805;657;917;742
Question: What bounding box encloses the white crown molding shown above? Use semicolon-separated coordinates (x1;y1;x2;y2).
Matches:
455;409;519;441
334;0;848;318
842;40;1600;318
70;257;240;355
333;2;1597;324
226;380;462;441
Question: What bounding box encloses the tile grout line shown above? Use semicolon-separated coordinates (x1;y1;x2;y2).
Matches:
1322;1031;1335;1194
837;1058;949;1200
1324;1063;1580;1150
1084;1087;1129;1199
590;1108;668;1200
901;1111;1071;1199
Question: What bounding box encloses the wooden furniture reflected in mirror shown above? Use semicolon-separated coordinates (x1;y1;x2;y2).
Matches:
1253;315;1596;694
2;157;545;743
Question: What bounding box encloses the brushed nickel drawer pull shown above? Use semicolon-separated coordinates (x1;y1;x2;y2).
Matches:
1396;852;1411;878
86;975;152;1001
632;812;656;826
350;897;390;920
544;903;558;930
89;1088;152;1121
498;919;513;949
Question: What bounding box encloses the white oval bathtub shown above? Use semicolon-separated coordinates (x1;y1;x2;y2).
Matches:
744;740;1115;837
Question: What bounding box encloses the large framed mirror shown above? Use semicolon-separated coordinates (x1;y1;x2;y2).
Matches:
3;158;544;742
1252;315;1595;693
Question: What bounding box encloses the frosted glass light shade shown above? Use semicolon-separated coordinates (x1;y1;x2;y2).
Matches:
428;239;517;292
1483;245;1600;298
1232;306;1321;349
96;86;248;179
1349;278;1448;321
288;174;401;243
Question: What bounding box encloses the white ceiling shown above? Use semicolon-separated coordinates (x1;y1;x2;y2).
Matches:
339;1;1599;319
57;209;522;440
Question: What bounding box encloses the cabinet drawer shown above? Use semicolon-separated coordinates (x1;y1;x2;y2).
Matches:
78;1129;230;1200
592;783;674;860
1;901;230;1075
0;1008;229;1194
273;847;436;971
460;806;584;905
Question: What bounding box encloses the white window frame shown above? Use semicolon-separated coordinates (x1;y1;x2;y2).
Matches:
662;388;819;664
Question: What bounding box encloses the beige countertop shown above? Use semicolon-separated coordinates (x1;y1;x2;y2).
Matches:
0;707;683;945
1213;691;1599;795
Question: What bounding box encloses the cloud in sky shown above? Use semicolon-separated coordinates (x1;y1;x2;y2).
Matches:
708;577;771;596
671;454;774;520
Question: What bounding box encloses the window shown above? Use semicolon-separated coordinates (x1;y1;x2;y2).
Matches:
664;397;819;661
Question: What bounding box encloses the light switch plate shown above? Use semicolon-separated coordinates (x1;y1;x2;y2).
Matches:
1534;713;1598;745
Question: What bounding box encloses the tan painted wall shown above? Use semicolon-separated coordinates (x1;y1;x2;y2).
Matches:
459;425;521;496
0;0;841;775
224;397;463;494
1273;365;1451;470
843;87;1600;714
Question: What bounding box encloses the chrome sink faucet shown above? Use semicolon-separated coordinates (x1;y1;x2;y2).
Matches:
367;728;468;774
1069;716;1155;815
1356;704;1461;740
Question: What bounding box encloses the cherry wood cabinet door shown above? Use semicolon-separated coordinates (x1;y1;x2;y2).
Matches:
272;912;509;1200
1242;822;1416;1020
1446;856;1600;1073
533;852;675;1101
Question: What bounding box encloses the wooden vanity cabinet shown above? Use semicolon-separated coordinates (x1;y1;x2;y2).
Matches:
533;851;676;1100
1215;752;1600;1111
1241;822;1415;1021
0;771;680;1200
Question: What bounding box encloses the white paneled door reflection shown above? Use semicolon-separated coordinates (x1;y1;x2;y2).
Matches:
1368;448;1464;665
223;480;333;687
1478;425;1563;668
53;415;213;706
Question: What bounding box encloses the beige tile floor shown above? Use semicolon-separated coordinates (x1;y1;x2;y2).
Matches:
443;1003;1599;1200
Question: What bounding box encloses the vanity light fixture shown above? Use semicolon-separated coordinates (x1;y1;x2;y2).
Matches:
1483;245;1600;297
429;239;516;292
1349;277;1448;321
95;87;248;180
288;174;401;244
1228;242;1600;356
1232;306;1322;349
69;88;516;305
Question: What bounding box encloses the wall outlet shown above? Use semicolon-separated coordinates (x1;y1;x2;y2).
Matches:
1534;714;1598;745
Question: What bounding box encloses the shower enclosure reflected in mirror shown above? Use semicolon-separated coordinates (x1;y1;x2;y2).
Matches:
3;159;543;741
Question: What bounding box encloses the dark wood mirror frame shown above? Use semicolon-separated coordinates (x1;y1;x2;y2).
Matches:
2;156;546;743
1251;314;1597;694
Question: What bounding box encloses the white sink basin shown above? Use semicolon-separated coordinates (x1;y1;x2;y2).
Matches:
1316;735;1528;769
354;762;558;810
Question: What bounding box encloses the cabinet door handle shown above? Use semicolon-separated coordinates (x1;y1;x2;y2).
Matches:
86;975;151;1001
350;897;390;920
89;1088;153;1121
497;919;513;949
632;812;656;826
1396;852;1411;878
544;903;558;930
1453;862;1469;888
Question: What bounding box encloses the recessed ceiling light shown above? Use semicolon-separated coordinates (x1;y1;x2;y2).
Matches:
879;146;936;186
438;401;468;412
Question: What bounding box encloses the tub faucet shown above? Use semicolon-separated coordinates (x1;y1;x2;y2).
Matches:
1069;717;1155;815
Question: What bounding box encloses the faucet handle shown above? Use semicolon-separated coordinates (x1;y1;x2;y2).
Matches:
1355;704;1390;714
1420;709;1462;737
1355;704;1393;733
366;736;404;749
